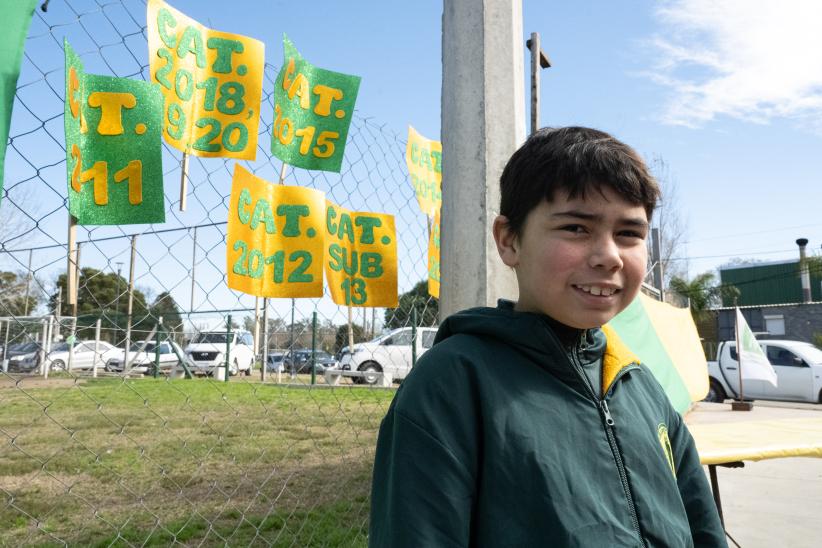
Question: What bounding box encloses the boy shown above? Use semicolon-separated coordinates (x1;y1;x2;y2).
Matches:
369;127;726;547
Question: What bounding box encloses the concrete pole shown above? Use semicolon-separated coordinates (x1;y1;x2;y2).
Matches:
441;0;524;319
651;228;664;302
797;238;811;303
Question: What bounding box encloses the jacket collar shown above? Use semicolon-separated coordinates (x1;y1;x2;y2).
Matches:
600;324;640;395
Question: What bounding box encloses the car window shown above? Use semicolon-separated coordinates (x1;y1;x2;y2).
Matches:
77;343;95;353
383;330;412;346
421;331;436;349
194;333;229;344
766;346;805;367
243;333;254;345
160;343;172;354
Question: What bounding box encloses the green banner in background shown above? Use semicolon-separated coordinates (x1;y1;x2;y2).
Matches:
270;35;361;173
64;40;165;225
0;0;38;207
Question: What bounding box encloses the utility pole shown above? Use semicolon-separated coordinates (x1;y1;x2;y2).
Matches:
526;32;551;136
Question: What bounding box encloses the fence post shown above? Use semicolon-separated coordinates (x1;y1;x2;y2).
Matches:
224;314;232;383
153;319;162;379
67;316;77;372
310;311;317;385
261;298;268;383
92;318;101;378
2;320;8;373
411;305;418;368
41;318;48;379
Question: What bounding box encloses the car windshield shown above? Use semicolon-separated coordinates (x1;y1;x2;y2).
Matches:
50;342;70;352
194;333;229;344
129;342;157;352
269;354;284;362
15;342;39;353
797;343;822;364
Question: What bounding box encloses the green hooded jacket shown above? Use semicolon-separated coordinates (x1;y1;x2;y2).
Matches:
369;303;726;547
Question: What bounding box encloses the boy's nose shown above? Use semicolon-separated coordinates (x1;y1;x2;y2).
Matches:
588;237;623;271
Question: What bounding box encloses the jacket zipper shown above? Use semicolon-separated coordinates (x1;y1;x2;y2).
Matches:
571;335;646;548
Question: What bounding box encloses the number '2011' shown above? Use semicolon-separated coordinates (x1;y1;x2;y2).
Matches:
232;240;313;283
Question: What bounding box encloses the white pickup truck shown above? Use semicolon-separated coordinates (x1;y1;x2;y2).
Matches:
706;339;822;404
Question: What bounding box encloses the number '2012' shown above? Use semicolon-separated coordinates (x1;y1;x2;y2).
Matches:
232;240;313;283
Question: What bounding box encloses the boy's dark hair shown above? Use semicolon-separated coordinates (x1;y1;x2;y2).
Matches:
499;126;660;236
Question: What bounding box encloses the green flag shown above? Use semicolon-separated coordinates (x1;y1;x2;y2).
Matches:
0;0;37;207
270;35;361;173
64;40;165;225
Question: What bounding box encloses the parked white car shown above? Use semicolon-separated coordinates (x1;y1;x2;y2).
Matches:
706;339;822;403
339;327;438;384
185;331;255;376
47;340;121;371
105;340;186;375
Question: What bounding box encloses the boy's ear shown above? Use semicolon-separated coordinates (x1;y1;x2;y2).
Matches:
493;215;519;268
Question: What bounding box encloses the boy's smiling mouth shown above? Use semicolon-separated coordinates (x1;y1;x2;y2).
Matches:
572;284;620;297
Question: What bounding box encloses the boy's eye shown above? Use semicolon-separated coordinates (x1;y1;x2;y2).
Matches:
559;224;587;234
617;230;646;239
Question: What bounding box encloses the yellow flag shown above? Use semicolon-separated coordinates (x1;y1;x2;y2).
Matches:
147;0;264;159
227;165;325;297
428;209;440;298
405;126;442;217
324;201;398;308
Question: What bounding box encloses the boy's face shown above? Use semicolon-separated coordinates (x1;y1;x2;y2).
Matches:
493;187;649;329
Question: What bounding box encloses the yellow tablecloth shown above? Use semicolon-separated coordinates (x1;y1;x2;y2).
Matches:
685;403;822;465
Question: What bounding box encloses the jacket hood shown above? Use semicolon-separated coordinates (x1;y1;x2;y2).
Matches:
435;301;639;395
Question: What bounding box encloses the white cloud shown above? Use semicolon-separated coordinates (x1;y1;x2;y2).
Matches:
646;0;822;128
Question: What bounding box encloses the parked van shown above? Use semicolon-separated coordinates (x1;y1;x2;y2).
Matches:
339;327;438;384
185;331;255;376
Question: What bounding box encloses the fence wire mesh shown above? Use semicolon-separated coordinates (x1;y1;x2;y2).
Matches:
0;1;439;545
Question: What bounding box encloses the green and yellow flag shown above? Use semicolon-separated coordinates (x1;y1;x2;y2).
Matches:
147;0;264;160
271;35;361;172
607;293;709;414
64;40;165;225
227;165;325;298
0;0;37;206
324;201;398;307
406;126;442;217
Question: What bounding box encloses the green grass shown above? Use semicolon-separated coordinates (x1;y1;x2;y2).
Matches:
0;377;394;546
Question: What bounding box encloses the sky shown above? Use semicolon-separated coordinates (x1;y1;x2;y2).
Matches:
3;0;822;328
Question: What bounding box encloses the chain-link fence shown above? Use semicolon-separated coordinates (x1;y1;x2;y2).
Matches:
0;1;439;545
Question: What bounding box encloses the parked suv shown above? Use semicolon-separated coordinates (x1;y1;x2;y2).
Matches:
185;331;255;376
339;327;438;384
284;349;339;374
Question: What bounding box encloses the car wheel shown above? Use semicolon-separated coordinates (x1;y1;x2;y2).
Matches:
704;379;726;403
244;360;253;376
358;362;382;385
51;359;66;371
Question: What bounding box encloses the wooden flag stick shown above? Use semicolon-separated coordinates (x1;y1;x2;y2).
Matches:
278;161;288;185
67;214;78;310
179;152;190;211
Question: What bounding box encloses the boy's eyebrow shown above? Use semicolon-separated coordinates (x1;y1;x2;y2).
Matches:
551;210;650;228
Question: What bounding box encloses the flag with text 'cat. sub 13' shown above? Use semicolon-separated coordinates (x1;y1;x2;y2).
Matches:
64;40;164;225
324;201;398;308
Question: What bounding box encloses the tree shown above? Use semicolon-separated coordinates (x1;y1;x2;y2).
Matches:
334;323;366;354
668;272;739;322
384;280;439;329
0;270;40;316
50;267;148;341
150;292;184;342
649;156;688;289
